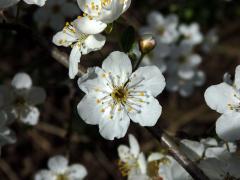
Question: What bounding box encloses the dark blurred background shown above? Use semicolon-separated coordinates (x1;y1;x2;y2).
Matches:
0;0;240;179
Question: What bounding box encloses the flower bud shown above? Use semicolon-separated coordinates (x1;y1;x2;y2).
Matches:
138;34;156;54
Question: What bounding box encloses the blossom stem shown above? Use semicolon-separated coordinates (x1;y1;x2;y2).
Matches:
147;124;209;180
133;53;145;72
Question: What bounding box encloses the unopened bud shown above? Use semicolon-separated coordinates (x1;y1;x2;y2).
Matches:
139;34;156;54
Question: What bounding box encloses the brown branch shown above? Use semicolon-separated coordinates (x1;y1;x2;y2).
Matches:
147;124;209;180
0;22;209;180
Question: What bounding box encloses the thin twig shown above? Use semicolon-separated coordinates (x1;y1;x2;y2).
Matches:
0;21;209;180
147;124;209;180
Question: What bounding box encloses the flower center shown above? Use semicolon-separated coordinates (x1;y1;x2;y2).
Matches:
56;174;69;180
228;92;240;112
118;159;138;177
111;87;128;104
14;96;26;106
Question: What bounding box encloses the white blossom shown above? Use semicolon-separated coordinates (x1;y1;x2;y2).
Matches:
52;17;106;79
198;154;240;180
165;44;205;97
0;72;46;125
77;51;165;140
0;0;46;9
140;11;179;44
147;153;191;180
77;0;131;24
118;134;148;180
179;23;203;45
34;0;79;31
204;65;240;141
34;155;87;180
180;138;236;162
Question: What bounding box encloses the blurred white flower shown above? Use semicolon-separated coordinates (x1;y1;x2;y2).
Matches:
165;44;205;97
0;72;46;125
77;0;131;24
52;17;106;79
148;153;191;180
0;111;16;154
77;51;165;140
0;0;46;9
118;134;148;180
140;11;179;44
198;154;240;180
34;0;80;31
180;138;236;162
35;155;87;180
204;65;240;141
179;23;203;45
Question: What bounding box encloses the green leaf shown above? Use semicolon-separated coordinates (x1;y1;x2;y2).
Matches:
120;26;136;53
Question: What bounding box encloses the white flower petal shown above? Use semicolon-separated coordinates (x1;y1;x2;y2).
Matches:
234;65;240;90
67;164;87;179
69;44;81;79
23;0;46;6
20;106;40;125
52;31;77;47
129;134;140;158
180;139;205;161
73;17;107;34
200;138;218;146
48;155;68;174
77;94;103;125
122;0;131;13
102;51;132;85
147;152;164;162
0;0;19;9
81;34;106;55
137;153;147;174
11;72;32;89
128;95;162;127
216;113;240;141
98;0;125;23
198;158;225;180
34;170;55;180
204;82;235;114
77;0;101;17
78;67;110;94
129;66;166;97
118;145;131;162
99;106;130;140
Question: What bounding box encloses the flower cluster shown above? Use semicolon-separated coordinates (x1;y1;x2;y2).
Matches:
0;72;46;126
77;51;165;140
117;134;190;180
205;65;240;141
180;137;240;179
35;155;87;180
139;11;208;97
53;0;131;79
